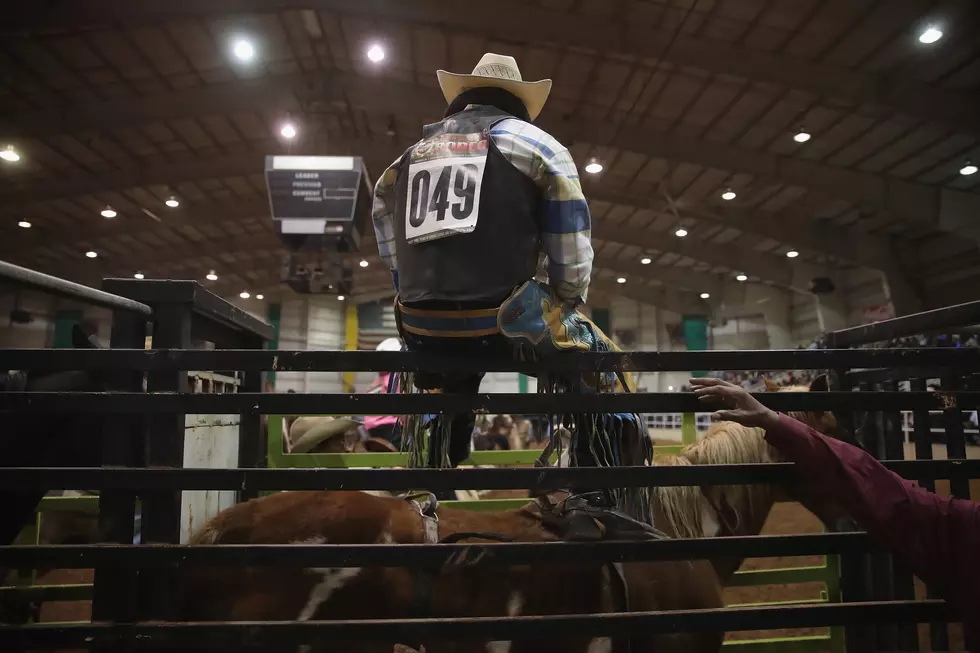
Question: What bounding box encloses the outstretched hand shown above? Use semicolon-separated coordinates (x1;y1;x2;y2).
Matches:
689;378;780;430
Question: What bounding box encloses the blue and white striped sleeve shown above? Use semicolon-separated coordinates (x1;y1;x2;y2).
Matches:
371;154;403;292
490;119;593;303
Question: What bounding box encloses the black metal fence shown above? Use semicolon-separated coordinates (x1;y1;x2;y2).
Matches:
1;273;978;650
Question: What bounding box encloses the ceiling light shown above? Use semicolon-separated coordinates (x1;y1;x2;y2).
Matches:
256;294;264;300
366;43;385;63
918;26;943;44
206;270;218;281
960;161;978;176
616;277;626;284
280;122;297;139
240;291;250;299
793;129;811;143
232;38;255;61
337;294;346;301
165;196;179;208
736;273;748;282
584;161;603;174
674;228;688;238
134;272;144;280
640;256;652;265
101;206;117;219
700;292;710;299
786;250;800;258
668;385;675;392
0;146;20;162
85;251;98;259
721;188;736;201
17;221;31;229
358;259;369;268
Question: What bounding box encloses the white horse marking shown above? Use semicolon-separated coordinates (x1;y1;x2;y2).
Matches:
297;566;362;622
587;638;612;653
700;504;721;538
485;592;525;653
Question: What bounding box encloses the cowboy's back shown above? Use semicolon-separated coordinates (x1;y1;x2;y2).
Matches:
372;94;593;308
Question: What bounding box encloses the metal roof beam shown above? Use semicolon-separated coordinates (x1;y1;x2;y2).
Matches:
8;0;977;135
591;222;800;292
3;71;975;240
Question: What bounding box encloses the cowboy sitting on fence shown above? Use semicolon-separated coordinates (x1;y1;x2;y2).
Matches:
371;53;651;521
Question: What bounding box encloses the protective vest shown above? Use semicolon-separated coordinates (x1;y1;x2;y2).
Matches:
393;105;540;304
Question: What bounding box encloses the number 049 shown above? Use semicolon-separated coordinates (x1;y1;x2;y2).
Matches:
408;163;478;227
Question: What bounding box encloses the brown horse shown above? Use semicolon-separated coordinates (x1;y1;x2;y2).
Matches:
178;377;843;653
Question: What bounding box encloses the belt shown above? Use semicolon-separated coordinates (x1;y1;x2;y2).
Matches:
397;301;501;338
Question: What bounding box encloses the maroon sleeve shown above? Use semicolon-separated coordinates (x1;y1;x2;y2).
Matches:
764;413;980;618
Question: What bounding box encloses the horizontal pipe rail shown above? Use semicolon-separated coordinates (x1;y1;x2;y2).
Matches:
0;261;152;316
1;391;978;414
826;299;980;348
3;459;978;491
0;534;875;568
2;347;979;373
0;601;948;648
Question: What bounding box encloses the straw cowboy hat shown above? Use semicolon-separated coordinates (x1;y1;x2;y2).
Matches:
286;415;362;454
437;53;552;120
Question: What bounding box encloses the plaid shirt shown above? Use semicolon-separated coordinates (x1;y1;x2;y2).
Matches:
372;110;594;303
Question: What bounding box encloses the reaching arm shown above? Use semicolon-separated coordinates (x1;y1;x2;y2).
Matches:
764;414;980;614
372;155;404;293
489;120;593;303
688;376;980;618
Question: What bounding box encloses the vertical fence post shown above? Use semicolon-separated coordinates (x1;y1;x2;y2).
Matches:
140;303;192;620
831;368;875;653
941;374;970;499
92;309;147;636
237;337;264;503
909;377;950;651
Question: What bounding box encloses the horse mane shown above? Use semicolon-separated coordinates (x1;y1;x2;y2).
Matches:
652;422;781;539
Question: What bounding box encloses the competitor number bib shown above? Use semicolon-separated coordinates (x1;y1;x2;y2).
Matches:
405;135;488;244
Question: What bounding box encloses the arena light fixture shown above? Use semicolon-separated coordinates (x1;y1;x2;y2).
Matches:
101;206;117;219
256;294;264;300
786;250;800;258
721;188;737;201
17;220;31;229
918;26;943;44
960;161;978;176
232;38;255;62
640;256;652;265
366;43;385;63
0;145;20;162
206;270;218;281
674;228;688;238
793;128;811;143
700;292;710;299
240;291;250;299
85;251;98;259
134;272;145;279
280;122;297;139
584;161;603;174
736;273;748;282
616;277;627;284
359;259;369;268
164;196;180;208
337;294;346;301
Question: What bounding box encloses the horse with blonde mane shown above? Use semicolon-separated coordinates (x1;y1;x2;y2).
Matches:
177;376;846;653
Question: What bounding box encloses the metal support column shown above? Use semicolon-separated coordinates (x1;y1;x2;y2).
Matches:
140;303;192;620
92;309;147;631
